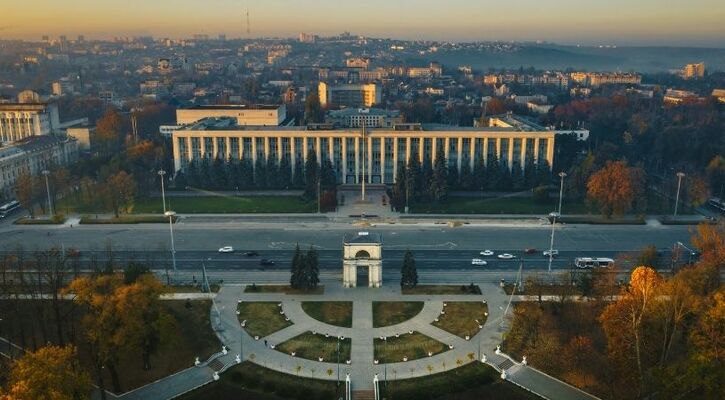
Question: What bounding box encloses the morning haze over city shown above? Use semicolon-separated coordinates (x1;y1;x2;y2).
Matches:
0;1;723;400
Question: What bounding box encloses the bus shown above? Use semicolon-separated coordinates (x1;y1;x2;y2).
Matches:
574;257;615;269
708;198;725;212
0;200;20;218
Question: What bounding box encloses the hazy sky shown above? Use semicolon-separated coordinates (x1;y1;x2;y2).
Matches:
2;0;724;46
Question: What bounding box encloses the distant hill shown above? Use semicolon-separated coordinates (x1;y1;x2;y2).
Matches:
407;44;725;72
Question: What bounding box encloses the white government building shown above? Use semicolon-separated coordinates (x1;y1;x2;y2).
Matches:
171;113;557;185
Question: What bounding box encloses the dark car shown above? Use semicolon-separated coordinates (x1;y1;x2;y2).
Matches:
244;251;259;257
524;248;537;254
260;259;275;266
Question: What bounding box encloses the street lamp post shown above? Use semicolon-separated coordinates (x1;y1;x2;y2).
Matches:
42;170;54;217
557;172;567;215
336;337;340;386
165;211;177;279
317;178;321;214
547;211;560;275
674;172;685;218
158;170;167;214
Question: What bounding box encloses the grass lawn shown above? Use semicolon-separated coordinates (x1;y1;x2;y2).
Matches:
80;215;176;224
402;285;481;295
0;300;220;393
245;284;324;295
301;302;353;328
374;332;449;364
133;196;316;214
176;362;342;400
411;196;587;215
432;302;488;339
14;215;66;224
381;362;542;400
237;302;293;338
276;332;351;362
373;302;424;328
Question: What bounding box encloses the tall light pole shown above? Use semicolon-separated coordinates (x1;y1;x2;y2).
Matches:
547;211;560;275
158;170;167;214
674;172;685;218
557;172;567;215
42;170;54;217
165;211;177;279
317;177;321;214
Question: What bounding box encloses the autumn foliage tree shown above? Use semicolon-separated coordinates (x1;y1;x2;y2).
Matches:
102;171;137;217
587;160;645;217
1;345;92;400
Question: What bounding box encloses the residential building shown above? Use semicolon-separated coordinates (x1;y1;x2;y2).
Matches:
325;108;403;128
176;104;288;126
318;82;381;108
298;32;318;43
0;103;61;143
664;89;698;105
346;57;371;69
66;126;95;150
488;113;589;141
17;90;41;103
171;118;557;184
570;72;641;87
0;135;79;198
682;62;705;79
712;89;725;103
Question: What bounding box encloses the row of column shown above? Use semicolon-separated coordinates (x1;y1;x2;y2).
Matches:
173;135;555;183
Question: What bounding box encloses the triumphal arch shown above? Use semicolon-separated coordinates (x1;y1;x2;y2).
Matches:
342;232;382;288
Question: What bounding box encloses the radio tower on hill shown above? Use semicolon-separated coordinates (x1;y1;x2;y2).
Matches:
246;8;251;37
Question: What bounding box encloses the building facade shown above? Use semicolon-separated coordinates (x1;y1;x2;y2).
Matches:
318;82;381;108
176;104;287;126
0;135;79;198
171;120;556;184
0;103;61;143
682;63;705;79
325;108;403;128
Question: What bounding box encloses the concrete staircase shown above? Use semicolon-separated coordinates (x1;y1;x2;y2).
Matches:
352;389;376;400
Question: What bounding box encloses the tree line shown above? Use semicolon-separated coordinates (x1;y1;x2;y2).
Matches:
0;246;182;398
390;150;552;208
505;222;724;399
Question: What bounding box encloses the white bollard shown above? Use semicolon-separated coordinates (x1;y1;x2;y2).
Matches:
522;356;527;366
235;354;241;364
500;370;507;380
495;345;501;355
213;372;220;381
194;357;201;366
481;354;487;363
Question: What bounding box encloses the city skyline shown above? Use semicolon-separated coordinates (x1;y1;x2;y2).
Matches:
3;0;725;47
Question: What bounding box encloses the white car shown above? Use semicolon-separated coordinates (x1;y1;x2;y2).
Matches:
480;250;494;256
497;253;515;260
471;259;487;266
543;249;559;257
218;246;234;253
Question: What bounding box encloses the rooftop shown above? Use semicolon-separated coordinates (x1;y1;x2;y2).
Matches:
184;104;283;111
344;232;382;244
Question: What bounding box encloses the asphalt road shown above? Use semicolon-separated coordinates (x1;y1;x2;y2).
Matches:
0;218;695;272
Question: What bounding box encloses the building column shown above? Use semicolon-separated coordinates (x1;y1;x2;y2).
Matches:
342;138;348;184
520;138;527;170
444;137;450;163
367;135;373;184
546;138;554;169
225;137;231;160
201;137;208;159
507;138;514;171
405;137;411;164
212;137;219;159
495;138;501;161
432;137;437;163
239;137;245;161
418;138;424;163
456;137;463;173
302;136;308;162
533;137;540;162
354;137;360;184
290;137;296;178
329;137;334;164
483;138;489;164
380;138;386;184
315;137;321;164
263;137;270;162
470;138;476;170
392;137;399;182
251;138;257;165
172;136;181;172
277;137;283;162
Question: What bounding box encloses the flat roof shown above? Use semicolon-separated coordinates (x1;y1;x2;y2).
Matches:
344;232;382;244
183;104;282;111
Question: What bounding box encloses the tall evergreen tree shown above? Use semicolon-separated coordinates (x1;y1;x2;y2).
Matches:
290;244;302;288
447;162;460;189
254;158;267;188
304;152;319;199
266;157;279;188
400;250;418;288
305;247;320;289
407;156;422;197
421;156;433;201
431;151;449;202
211;157;227;189
278;156;292;188
392;164;407;211
320;159;337;190
240;158;254;188
199;158;212;189
293;162;305;188
486;155;502;190
459;163;474;190
473;157;487;193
